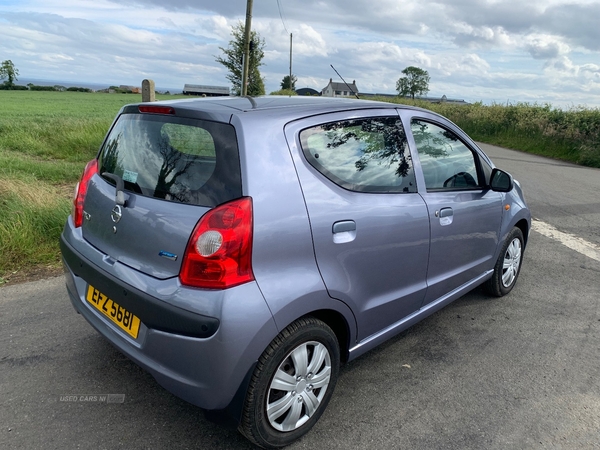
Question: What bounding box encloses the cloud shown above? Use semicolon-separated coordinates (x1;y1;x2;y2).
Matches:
2;0;600;107
0;11;222;86
539;2;600;51
526;36;570;60
453;25;514;49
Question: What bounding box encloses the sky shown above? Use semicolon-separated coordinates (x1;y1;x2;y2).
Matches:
1;0;600;108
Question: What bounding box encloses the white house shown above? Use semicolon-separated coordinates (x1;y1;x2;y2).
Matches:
321;78;359;97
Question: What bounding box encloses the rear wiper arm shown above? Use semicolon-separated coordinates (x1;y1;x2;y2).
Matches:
102;172;128;207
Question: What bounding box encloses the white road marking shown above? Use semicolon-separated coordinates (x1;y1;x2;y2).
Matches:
532;219;600;263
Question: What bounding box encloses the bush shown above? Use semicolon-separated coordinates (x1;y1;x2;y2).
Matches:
368;96;600;169
29;85;57;91
67;87;92;92
269;89;297;96
0;83;28;90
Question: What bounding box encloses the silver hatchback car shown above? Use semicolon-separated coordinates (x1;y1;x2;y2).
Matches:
61;96;530;448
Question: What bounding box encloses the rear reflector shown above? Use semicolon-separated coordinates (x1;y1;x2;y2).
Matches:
138;105;175;115
180;197;254;289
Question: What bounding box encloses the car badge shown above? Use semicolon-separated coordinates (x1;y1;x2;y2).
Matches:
158;250;178;261
111;205;122;224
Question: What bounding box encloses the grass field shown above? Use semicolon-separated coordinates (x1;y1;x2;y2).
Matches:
0;91;184;284
1;90;599;284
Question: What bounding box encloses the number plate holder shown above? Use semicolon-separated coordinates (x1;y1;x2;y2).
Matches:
85;285;141;339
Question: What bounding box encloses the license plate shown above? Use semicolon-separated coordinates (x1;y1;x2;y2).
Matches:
85;285;141;339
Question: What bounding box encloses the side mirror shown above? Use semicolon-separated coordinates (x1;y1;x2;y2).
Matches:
490;168;513;192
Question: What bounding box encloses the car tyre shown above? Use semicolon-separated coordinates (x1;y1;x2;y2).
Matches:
239;317;340;449
485;226;524;297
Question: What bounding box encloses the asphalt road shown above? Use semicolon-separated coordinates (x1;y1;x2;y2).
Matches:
1;144;599;450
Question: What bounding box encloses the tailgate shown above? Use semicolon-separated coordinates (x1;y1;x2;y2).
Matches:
82;176;208;279
80;109;242;279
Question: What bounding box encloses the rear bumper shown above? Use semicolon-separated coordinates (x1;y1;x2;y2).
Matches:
60;223;278;411
61;237;220;338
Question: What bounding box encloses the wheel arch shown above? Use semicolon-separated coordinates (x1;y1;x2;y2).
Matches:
304;309;351;364
515;218;530;248
221;308;352;425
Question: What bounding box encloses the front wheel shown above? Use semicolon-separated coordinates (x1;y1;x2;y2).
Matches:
485;227;524;297
239;317;340;448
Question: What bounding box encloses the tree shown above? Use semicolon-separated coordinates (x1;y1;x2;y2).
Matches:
248;65;265;97
396;66;430;100
0;60;19;87
216;23;266;96
280;74;297;91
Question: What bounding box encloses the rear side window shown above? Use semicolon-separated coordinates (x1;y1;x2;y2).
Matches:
98;114;241;207
299;117;416;193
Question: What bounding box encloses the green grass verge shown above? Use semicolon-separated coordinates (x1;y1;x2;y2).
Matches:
0;176;71;276
0;90;184;282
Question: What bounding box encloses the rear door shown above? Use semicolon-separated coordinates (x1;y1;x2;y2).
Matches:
82;109;242;279
285;110;430;341
406;114;503;305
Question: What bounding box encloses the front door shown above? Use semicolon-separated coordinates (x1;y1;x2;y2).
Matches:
408;117;503;305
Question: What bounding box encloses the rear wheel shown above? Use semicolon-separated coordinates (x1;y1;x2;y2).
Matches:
239;317;340;448
485;227;524;297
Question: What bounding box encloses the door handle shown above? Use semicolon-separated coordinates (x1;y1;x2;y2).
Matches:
332;220;356;234
332;220;356;244
439;208;453;218
437;208;454;226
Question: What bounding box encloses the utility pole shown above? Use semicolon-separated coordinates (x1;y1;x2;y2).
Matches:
241;0;253;96
289;33;293;90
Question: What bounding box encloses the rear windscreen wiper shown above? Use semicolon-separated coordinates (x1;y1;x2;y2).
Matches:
102;172;128;207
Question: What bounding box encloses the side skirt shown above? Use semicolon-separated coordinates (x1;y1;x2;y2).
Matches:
348;270;493;361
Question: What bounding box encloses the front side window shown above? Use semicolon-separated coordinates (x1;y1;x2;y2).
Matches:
411;119;480;191
300;116;416;193
99;114;241;207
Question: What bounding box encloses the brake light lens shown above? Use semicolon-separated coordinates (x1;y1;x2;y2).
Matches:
72;159;98;228
138;105;175;115
180;197;254;289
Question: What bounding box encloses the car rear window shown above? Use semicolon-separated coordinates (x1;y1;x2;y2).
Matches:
98;113;242;207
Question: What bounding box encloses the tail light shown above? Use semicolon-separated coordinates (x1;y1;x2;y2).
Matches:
180;197;254;289
72;159;98;228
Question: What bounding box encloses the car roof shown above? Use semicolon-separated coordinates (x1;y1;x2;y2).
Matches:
119;95;439;127
150;95;431;118
159;95;383;111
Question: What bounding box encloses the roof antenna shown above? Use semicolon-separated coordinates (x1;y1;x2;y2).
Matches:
243;95;258;109
330;64;360;99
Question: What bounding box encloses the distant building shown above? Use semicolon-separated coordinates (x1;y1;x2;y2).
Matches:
295;87;320;96
321;78;359;97
183;84;230;97
120;85;141;94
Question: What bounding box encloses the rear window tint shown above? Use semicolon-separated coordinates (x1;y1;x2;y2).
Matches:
98;114;241;207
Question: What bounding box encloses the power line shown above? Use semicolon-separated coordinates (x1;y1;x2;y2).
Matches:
276;0;289;34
